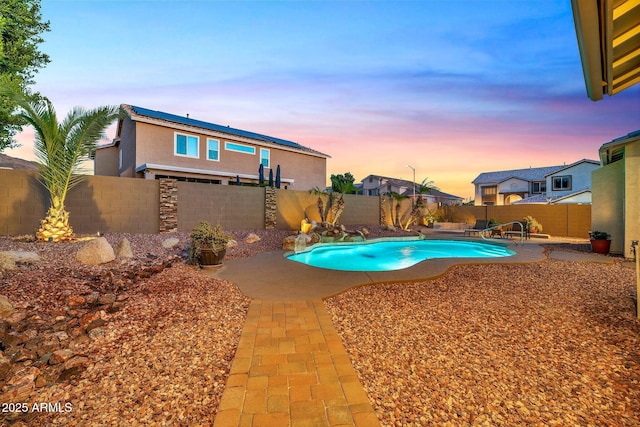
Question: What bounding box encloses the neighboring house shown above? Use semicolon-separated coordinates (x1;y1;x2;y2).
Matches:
471;159;600;205
93;105;330;190
592;130;640;257
360;174;464;205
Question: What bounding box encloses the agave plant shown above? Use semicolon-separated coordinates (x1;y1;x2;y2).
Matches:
9;93;118;241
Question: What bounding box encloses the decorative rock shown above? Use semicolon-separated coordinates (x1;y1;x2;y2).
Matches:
4;251;41;263
162;237;180;248
361;228;370;237
0;355;11;380
0;252;16;270
1;372;36;402
283;236;297;251
244;233;261;244
345;235;365;243
116;238;133;258
98;293;116;305
309;232;321;244
0;295;15;318
80;311;106;332
49;349;74;365
385;225;397;232
76;237;115;265
64;355;89;370
66;294;86;308
294;234;308;253
226;239;238;249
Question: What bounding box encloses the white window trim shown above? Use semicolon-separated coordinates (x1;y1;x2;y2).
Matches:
207;138;220;162
260;148;270;168
174;132;200;158
225;141;256;155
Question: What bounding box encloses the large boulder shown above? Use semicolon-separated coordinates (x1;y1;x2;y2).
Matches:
283;236;297;251
162;238;180;249
116;238;133;259
0;295;15;318
0;253;16;271
76;237;115;265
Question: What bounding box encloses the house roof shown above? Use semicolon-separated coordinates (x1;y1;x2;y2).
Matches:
472;165;564;185
514;189;592;205
122;104;330;158
571;0;640;101
361;174;463;201
598;129;640;164
542;159;600;176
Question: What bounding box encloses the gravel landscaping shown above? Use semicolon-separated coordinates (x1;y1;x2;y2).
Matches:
1;228;639;426
325;255;640;426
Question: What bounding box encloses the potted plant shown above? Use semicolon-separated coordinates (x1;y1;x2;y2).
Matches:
524;216;543;234
589;231;611;255
187;220;232;266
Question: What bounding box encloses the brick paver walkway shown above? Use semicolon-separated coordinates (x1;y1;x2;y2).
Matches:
213;299;380;427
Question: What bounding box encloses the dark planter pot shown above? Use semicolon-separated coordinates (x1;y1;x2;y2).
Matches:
199;248;226;265
590;239;611;255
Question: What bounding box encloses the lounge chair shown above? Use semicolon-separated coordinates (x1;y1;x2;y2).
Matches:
504;222;530;240
464;219;489;237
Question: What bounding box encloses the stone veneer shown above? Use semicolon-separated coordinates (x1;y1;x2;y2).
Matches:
264;187;277;229
159;179;178;232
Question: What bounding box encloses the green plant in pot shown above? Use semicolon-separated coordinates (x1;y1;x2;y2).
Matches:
524;216;542;234
589;231;611;255
188;220;232;266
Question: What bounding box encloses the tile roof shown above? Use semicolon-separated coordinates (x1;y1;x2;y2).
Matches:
472;165;564;185
124;105;330;158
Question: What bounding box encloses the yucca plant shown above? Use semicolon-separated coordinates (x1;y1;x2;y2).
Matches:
8;92;118;241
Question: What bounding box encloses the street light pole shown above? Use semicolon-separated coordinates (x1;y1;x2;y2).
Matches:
406;164;416;206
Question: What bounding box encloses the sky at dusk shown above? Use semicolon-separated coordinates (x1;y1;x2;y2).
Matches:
7;0;640;200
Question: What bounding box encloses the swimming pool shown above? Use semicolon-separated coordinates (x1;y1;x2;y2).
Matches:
287;239;515;271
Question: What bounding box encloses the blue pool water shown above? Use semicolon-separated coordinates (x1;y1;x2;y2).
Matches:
287;239;515;271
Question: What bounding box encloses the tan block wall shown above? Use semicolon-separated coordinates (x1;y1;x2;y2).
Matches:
66;175;159;234
177;182;265;231
275;191;380;230
0;170;48;235
0;170;158;235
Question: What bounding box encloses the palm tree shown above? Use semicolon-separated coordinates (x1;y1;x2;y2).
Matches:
10;94;118;241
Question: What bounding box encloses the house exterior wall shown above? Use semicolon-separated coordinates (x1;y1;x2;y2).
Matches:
625;139;640;259
94;145;119;176
546;162;599;198
120;115;137;177
498;178;529;194
123;121;326;190
592;161;625;255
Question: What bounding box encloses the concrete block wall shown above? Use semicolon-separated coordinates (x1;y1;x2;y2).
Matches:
177;182;265;231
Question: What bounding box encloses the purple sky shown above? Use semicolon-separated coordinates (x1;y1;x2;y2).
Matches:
7;0;639;199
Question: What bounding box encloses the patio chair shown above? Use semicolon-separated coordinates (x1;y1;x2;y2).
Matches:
464;219;489;237
504;222;530;240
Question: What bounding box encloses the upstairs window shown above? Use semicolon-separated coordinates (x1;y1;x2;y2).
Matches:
225;142;256;154
175;133;199;158
532;181;546;193
260;148;270;168
207;139;220;161
552;176;571;190
482;186;497;195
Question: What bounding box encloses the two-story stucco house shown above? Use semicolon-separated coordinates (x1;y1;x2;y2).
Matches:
472;159;600;205
93;105;330;190
360;174;464;205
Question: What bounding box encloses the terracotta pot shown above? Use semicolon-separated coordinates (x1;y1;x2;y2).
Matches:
590;239;611;255
199;248;226;265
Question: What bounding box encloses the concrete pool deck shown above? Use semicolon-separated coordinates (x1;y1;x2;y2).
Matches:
207;235;612;426
209;236;550;300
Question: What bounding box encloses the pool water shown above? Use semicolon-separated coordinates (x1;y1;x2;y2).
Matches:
287;239;515;271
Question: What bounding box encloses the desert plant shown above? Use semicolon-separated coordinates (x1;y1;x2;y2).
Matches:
4;89;118;241
187;221;232;265
326;172;357;225
589;231;610;240
524;216;543;233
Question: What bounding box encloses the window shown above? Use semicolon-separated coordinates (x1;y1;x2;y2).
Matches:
552;176;571;190
207;139;220;161
175;133;199;158
225;141;256;154
532;181;546;193
482;186;497;195
260;148;270;168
